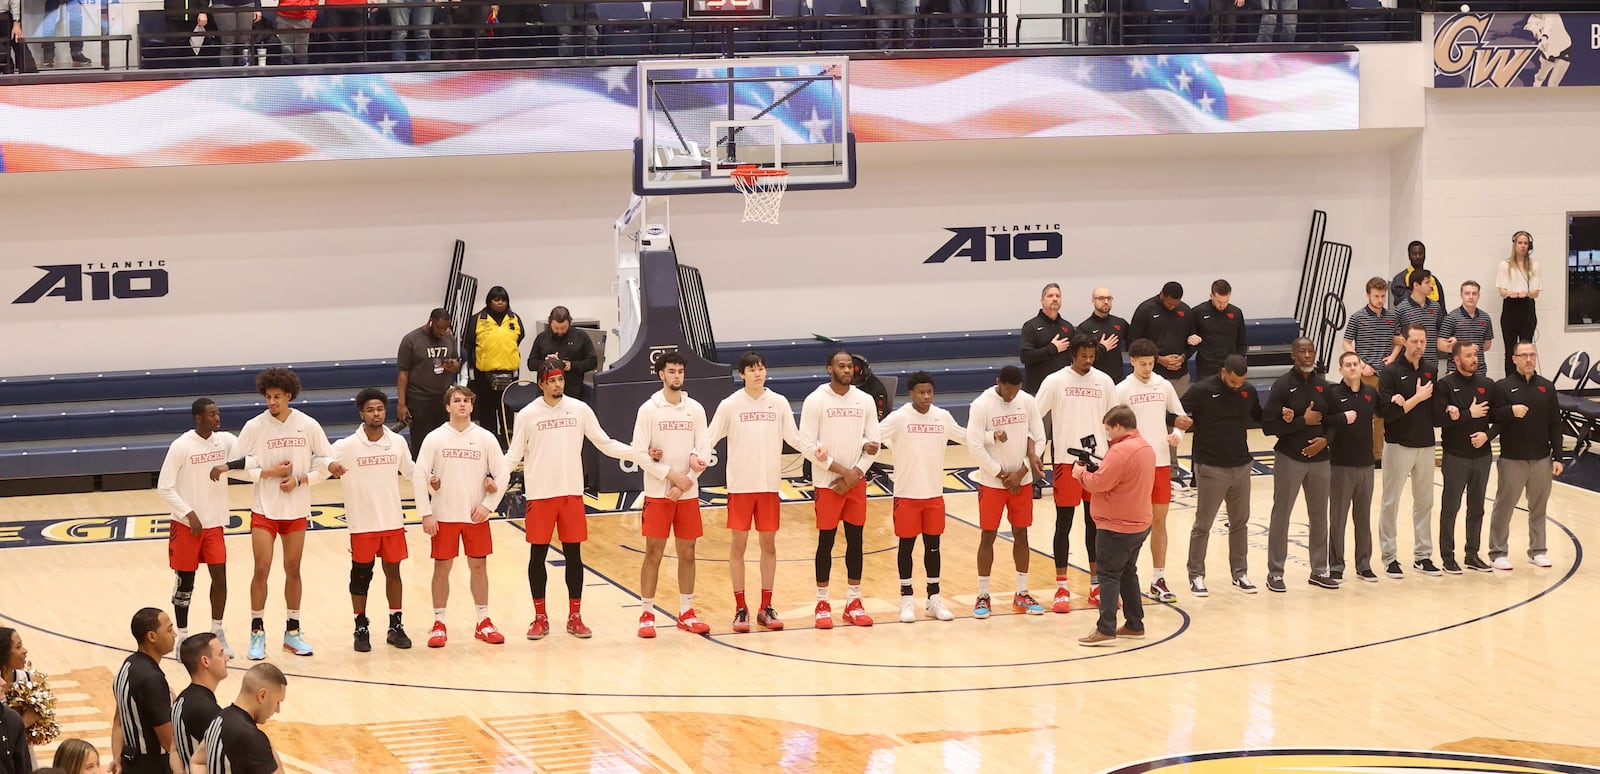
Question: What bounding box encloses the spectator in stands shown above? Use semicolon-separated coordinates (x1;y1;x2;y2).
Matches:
207;0;261;66
52;739;101;774
389;0;435;61
870;0;916;49
1209;0;1244;44
530;306;598;402
442;0;496;59
539;0;587;57
274;0;318;64
398;308;461;458
1439;280;1494;374
1391;240;1443;308
463;285;525;446
1495;231;1539;378
39;0;91;68
321;0;370;62
1192;279;1247;381
1130;281;1195;397
1020;282;1073;398
1257;0;1293;42
3;0;19;53
1077;287;1128;382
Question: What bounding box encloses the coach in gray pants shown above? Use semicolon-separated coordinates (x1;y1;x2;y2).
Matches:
1487;341;1565;570
1181;355;1263;595
1326;351;1380;582
1433;340;1498;574
1262;338;1334;592
1376;323;1441;578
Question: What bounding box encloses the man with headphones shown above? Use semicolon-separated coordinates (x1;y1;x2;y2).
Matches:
1495;231;1540;378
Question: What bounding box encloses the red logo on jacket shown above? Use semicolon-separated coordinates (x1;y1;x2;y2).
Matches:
1226;313;1235;319
1240;390;1249;398
1177;310;1186;317
1314;385;1323;392
1538;385;1547;392
1477;387;1486;394
1364;394;1373;402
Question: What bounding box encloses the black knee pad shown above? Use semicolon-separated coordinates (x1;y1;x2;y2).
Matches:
349;561;376;596
171;571;196;607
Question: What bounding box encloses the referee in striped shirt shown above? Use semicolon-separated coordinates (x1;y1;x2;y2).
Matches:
112;608;181;774
1438;280;1494;373
1341;277;1401;463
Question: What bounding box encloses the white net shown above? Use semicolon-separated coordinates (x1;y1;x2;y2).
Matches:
732;168;789;225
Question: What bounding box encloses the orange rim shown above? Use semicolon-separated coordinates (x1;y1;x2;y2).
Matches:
731;164;788;182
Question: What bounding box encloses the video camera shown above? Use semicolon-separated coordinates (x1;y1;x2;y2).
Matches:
1066;434;1102;473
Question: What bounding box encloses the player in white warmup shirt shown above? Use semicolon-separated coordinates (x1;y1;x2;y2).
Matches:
1036;335;1118;612
629;352;711;638
801;350;882;630
156;398;242;656
1115;339;1192;603
966;366;1047;618
877;371;966;624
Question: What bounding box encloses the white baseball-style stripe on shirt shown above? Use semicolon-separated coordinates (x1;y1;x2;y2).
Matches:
800;383;881;489
1036;366;1118;462
234;408;334;520
707;387;819;494
966;386;1045;489
1115;372;1187;467
329;426;415;534
878;403;966;500
157;430;239;529
506;395;644;500
630;390;711;501
413;422;508;523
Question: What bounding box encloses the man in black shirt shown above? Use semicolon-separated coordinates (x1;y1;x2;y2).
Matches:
112;607;180;774
1487;341;1566;571
1376;323;1441;579
1192;279;1248;381
529;306;599;402
1182;355;1263;596
1131;281;1196;397
1433;341;1498;574
1262;338;1334;592
204;664;287;774
1326;351;1379;582
1019;282;1074;397
1076;287;1128;382
173;633;229;774
0;704;30;774
397;308;461;458
1390;240;1445;309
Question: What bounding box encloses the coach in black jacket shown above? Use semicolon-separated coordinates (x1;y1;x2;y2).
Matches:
1020;282;1074;396
1486;341;1565;570
1131;281;1196;395
1432;340;1498;573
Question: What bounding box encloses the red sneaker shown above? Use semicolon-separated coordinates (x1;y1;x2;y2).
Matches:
426;621;447;648
637;612;657;639
756;606;784;630
814;600;834;630
474;618;505;645
731;608;751;634
1052;586;1073;614
676;609;710;635
526;615;550;640
566;613;593;639
842;598;874;627
1087;583;1101;608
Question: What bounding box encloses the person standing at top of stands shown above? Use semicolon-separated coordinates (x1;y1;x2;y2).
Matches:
1342;277;1401;463
111;608;179;774
462;286;525;447
273;0;318;65
1396;270;1446;357
1077;287;1129;382
1439;280;1494;375
1192;279;1247;381
1391;241;1444;309
1020;283;1073;397
1495;231;1540;378
1130;281;1196;398
530;306;598;402
398;308;460;459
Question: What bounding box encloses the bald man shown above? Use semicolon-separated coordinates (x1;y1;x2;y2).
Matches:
203;664;287;774
1077;288;1129;382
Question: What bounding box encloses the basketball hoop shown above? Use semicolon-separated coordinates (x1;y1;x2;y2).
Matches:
731;165;789;225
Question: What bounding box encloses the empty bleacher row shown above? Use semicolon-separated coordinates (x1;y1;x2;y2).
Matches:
0;319;1301;492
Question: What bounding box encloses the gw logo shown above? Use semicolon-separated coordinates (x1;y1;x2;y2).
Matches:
13;262;170;304
925;225;1063;263
647;346;679;366
1433;14;1538;88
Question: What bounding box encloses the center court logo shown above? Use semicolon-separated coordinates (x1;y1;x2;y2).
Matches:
924;224;1064;263
1101;748;1600;774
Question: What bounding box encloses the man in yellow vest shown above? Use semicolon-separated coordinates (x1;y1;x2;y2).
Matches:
1391;241;1444;308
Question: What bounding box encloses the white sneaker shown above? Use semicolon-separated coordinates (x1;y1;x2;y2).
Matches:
213;629;235;659
1491;556;1513;571
898;598;916;624
1531;554;1552;568
925;595;954;621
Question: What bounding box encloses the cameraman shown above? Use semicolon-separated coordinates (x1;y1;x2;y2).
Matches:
1073;405;1156;647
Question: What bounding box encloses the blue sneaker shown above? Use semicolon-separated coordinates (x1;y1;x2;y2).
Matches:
1012;592;1045;615
247;630;266;661
972;594;992;619
283;629;314;656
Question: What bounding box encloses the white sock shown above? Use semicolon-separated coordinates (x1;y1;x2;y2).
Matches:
1154;567;1166;581
816;587;829;602
211;620;224;632
846;585;861;600
1016;572;1029;594
250;608;264;620
640;597;653;614
977;576;991;596
286;609;300;621
1056;577;1069;590
474;605;490;621
433;608;447;623
679;594;693;613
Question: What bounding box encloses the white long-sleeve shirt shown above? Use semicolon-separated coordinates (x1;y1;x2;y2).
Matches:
966;386;1045;489
1036;366;1117;462
799;384;880;490
1116;373;1187;467
630;390;711;501
234;408;333;521
707;387;818;494
506;395;642;500
156;430;239;529
329;427;415;534
412;422;508;522
879;403;965;500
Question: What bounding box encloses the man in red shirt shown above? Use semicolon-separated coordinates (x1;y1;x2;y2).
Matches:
1072;405;1156;646
274;0;319;64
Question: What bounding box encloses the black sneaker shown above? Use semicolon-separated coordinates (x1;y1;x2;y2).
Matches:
1441;557;1463;575
1463;554;1493;573
1231;575;1257;594
1357;568;1379;582
71;54;93;66
1384;560;1404;579
1329;570;1344;581
1308;574;1339;589
386;625;413;649
41;58;56;69
353;624;372;653
1265;575;1287;593
1413;558;1443;576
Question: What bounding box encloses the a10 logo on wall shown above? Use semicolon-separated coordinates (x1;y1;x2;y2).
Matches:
925;224;1064;263
12;261;170;304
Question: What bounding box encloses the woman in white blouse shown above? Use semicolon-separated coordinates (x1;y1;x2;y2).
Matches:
1495;230;1540;377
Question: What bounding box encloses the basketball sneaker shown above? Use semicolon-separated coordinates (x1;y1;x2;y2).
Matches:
842;599;873;627
973;594;992;619
283;629;314;656
1491;556;1513;571
1149;578;1177;603
386;624;413;649
1531;554;1553;568
566;613;593;638
676;609;711;635
732;608;751;633
925;595;954;622
213;629;235;659
475;618;506;645
1011;592;1044;615
428;622;448;648
638;612;657;639
756;606;784;630
247;630;266;661
526;615;550;640
814;600;834;630
1087;584;1102;608
1464;554;1492;573
353;618;371;653
899;598;916;624
1189;576;1209;597
1051;587;1072;614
